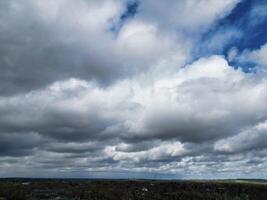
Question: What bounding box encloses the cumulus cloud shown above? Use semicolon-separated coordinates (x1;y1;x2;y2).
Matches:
215;120;267;153
1;54;267;177
0;0;190;95
138;0;241;31
1;0;267;178
237;43;267;69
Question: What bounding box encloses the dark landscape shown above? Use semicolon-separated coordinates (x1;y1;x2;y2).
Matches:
0;179;267;200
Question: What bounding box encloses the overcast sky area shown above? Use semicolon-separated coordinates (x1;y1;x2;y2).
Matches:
0;0;267;179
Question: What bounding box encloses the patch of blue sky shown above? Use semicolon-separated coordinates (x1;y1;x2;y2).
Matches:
222;0;267;51
194;0;267;72
109;0;139;35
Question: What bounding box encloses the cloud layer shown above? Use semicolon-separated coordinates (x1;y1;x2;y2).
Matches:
0;0;267;179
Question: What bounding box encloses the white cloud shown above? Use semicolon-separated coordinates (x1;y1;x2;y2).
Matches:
249;44;267;67
215;120;267;153
235;43;267;69
105;141;187;163
138;0;241;31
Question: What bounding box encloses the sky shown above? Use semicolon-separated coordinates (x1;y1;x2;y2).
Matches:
0;0;267;179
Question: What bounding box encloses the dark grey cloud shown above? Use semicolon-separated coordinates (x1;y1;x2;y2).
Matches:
0;0;123;95
0;0;189;96
0;132;43;156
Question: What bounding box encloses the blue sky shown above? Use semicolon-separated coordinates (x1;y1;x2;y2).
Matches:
0;0;267;179
194;0;267;71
